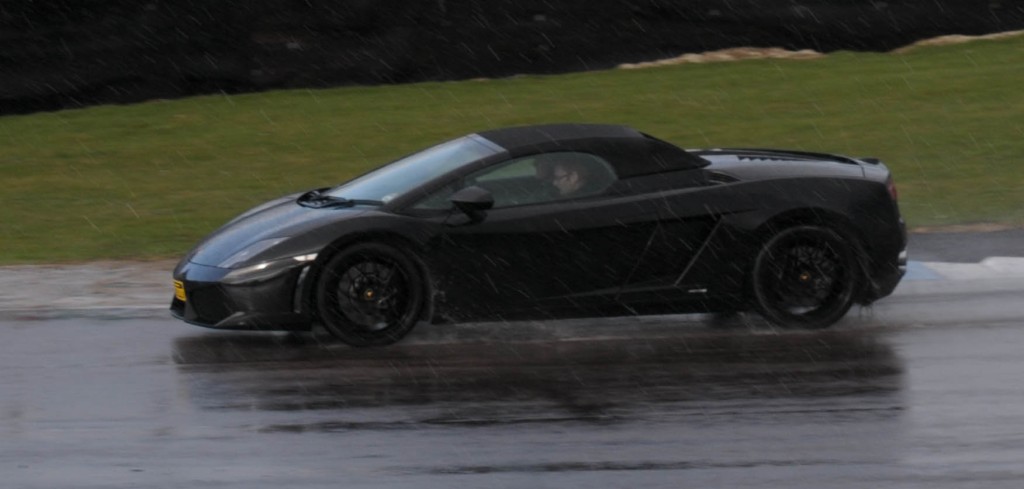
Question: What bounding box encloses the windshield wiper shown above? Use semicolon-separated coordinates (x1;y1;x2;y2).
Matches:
297;188;383;208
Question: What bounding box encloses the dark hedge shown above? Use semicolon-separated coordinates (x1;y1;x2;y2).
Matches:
2;0;1021;114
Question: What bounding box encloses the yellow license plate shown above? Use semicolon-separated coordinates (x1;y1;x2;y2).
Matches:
173;280;187;302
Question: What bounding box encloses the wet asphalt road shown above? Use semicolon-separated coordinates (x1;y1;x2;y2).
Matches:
908;227;1024;263
3;281;1024;488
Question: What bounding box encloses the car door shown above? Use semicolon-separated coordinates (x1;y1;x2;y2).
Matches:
415;152;703;319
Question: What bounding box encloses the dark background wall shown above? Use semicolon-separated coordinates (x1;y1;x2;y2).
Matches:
2;0;1021;115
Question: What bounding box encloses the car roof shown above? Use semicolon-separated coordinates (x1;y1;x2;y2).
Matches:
476;123;643;149
475;123;708;177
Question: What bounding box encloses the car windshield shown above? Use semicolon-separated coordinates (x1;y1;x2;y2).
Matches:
325;135;501;203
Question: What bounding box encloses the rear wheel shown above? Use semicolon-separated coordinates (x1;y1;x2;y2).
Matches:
751;226;860;329
315;243;426;346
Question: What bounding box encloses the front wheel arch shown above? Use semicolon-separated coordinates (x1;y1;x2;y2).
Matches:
311;239;432;346
302;233;435;324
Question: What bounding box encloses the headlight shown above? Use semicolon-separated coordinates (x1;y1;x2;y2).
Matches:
221;252;318;285
218;238;289;269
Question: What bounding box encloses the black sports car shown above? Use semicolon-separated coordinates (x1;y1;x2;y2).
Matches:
171;124;906;346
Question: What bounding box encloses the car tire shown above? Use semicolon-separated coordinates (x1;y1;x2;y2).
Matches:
315;242;426;346
751;225;861;329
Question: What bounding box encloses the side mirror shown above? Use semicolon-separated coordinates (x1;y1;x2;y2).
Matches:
449;186;494;224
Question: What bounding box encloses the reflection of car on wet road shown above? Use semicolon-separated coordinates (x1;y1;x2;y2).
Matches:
171;123;906;346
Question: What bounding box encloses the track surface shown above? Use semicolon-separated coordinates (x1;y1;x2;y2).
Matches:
3;287;1024;488
2;230;1023;488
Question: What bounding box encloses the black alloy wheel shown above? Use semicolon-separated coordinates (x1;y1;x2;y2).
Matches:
751;226;861;329
315;242;426;346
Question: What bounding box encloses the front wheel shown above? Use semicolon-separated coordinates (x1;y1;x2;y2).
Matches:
315;242;426;346
751;226;861;329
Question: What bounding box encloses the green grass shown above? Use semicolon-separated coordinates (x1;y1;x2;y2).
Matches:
2;36;1023;264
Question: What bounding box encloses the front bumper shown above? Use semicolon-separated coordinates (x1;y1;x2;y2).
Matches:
170;261;313;331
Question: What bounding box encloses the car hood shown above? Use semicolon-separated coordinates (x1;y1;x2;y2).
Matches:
187;194;370;267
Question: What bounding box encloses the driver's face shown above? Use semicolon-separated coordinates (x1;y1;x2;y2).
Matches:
551;164;581;195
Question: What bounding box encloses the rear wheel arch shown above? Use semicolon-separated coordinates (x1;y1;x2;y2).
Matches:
749;208;872;303
750;224;862;329
754;208;866;250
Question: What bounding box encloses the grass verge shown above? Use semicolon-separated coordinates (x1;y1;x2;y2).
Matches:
2;35;1022;264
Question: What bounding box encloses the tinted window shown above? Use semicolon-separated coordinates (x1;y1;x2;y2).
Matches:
413;152;617;210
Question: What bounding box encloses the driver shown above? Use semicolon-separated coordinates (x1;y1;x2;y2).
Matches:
549;159;590;197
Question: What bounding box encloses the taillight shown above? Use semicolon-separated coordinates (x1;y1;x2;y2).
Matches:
886;176;898;202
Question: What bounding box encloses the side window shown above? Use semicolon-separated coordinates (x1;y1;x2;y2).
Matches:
412;152;617;210
531;152;616;202
411;182;460;210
